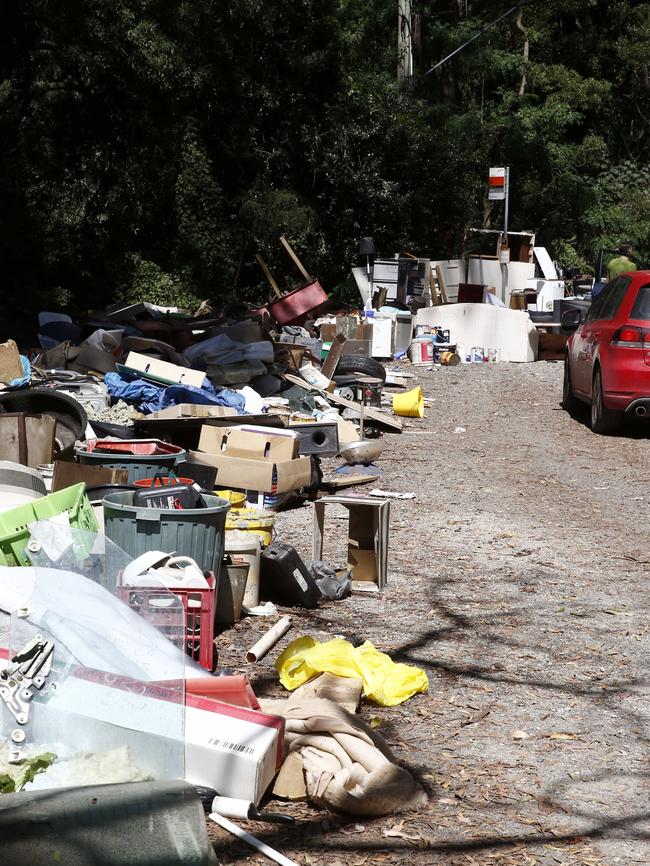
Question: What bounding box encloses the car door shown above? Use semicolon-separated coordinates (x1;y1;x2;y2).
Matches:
571;285;612;395
574;278;631;396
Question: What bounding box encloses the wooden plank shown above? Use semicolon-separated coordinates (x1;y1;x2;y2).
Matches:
372;285;388;309
283;372;403;433
255;254;282;298
279;235;312;282
428;269;441;306
320;474;376;490
435;264;449;304
320;334;347;379
52;460;129;492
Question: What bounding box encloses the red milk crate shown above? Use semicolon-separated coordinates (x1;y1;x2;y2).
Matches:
117;572;218;672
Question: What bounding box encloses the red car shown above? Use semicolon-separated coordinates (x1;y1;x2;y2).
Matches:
563;270;650;433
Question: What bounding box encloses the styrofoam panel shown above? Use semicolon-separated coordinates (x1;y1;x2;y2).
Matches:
415;303;538;362
467;258;535;304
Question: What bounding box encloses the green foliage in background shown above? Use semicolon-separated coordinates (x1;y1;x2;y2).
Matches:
1;0;649;314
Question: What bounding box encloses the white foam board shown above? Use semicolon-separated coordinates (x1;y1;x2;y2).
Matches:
415;303;538;362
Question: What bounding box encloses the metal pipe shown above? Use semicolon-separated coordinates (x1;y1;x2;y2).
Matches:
635;405;646;416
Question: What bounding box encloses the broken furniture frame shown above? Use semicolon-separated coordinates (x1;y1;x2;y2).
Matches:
312;495;390;593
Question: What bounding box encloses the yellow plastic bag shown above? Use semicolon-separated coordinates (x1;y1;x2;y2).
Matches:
275;636;428;707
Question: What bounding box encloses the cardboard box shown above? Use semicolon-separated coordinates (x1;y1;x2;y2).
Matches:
192;426;311;494
313;495;390;592
0;339;24;384
121;352;207;389
185;694;284;804
198;425;298;460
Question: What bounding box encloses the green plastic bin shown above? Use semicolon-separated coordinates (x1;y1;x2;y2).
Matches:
0;483;98;566
75;448;187;483
102;491;230;573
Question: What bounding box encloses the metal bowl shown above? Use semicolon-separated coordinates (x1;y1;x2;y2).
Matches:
339;438;385;466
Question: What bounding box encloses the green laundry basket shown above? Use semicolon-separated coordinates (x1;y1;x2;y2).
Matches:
0;482;98;566
75;447;187;483
102;491;230;573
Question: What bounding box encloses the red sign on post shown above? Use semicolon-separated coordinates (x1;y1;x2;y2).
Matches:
488;167;506;201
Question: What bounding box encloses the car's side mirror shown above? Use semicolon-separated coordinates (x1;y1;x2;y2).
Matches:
561;308;582;331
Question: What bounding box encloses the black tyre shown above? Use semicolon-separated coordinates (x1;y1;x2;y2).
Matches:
562;356;581;413
334;354;386;381
590;368;621;434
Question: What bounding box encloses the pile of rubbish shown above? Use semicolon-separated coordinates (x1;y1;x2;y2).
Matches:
0;240;437;865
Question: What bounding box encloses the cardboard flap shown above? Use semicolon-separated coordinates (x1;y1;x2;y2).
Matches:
198;425;230;453
124;351;206;389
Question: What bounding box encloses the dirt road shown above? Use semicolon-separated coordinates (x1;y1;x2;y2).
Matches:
212;361;650;866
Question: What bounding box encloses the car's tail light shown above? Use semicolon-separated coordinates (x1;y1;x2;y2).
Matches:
611;326;645;347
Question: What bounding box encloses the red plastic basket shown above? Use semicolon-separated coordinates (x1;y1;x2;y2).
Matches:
117;573;218;672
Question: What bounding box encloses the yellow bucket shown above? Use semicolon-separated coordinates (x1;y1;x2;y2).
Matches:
225;506;275;547
392;385;424;418
214;489;246;509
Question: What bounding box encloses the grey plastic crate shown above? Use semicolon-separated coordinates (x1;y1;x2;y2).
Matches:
102;491;230;573
76;448;186;483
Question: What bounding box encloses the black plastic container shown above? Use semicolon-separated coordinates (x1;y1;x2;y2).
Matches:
132;484;203;510
260;541;321;608
86;483;135;503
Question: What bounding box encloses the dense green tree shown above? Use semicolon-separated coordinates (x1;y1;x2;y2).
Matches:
1;0;648;317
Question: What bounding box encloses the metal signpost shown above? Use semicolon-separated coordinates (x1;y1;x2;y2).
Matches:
489;166;510;303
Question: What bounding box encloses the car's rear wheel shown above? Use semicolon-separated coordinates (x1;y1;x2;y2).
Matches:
562;355;581;413
591;368;621;434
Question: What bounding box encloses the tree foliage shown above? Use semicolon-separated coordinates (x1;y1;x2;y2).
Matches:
1;0;649;313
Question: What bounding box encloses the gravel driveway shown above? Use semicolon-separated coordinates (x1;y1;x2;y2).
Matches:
212;360;650;866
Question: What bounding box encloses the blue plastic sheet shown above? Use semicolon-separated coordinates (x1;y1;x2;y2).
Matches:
7;355;31;389
104;372;245;414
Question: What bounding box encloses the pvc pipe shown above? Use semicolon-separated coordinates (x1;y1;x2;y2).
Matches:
209;812;299;866
246;615;292;663
211;796;252;820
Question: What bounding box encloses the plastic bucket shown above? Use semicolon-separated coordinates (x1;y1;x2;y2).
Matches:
407;337;434;366
392;385;424;418
225;506;275;547
76;447;186;483
86;483;136;532
102;490;230;573
225;530;262;609
213;489;246;509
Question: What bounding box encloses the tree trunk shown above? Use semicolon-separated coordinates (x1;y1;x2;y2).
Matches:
516;9;529;97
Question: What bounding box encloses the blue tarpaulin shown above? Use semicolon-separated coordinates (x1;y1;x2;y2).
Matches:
105;372;246;414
